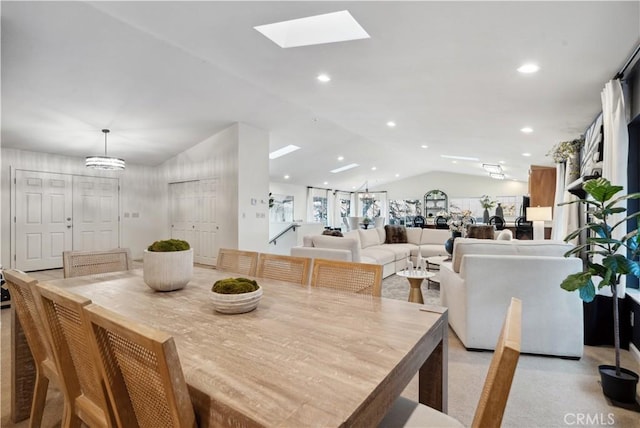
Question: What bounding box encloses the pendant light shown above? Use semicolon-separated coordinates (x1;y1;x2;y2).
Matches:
85;129;125;170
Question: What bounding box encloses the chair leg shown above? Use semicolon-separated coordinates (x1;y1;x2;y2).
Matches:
28;371;48;428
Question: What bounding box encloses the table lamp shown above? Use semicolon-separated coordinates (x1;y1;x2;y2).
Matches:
526;206;552;240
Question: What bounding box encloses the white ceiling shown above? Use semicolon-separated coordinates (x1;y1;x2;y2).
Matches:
2;1;639;190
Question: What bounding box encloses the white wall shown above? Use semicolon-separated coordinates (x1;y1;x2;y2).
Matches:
0;148;163;266
269;182;308;222
379;170;528;200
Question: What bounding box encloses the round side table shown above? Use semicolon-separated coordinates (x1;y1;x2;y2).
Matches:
396;270;435;304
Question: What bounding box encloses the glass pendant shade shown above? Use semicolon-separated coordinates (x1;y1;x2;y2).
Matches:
86;129;125;170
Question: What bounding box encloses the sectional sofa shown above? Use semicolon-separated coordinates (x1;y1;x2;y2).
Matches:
290;226;452;278
440;237;584;358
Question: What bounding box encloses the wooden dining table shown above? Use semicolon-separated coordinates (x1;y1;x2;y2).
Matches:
11;266;448;427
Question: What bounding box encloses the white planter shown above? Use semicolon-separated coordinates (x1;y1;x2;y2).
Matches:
211;286;263;314
143;249;193;291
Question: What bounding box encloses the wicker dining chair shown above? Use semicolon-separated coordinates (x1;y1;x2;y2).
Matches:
83;303;197;428
256;253;312;285
3;270;64;428
380;297;522;428
63;248;131;278
34;282;116;428
310;259;383;297
216;248;259;276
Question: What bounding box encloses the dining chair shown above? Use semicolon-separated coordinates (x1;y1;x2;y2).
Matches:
216;248;259;276
84;303;197;428
63;248;131;278
3;270;64;428
256;253;312;285
310;259;383;297
488;216;506;231
34;282;117;428
380;297;522;428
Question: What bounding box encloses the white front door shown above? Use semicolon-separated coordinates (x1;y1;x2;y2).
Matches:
15;170;73;271
72;176;120;251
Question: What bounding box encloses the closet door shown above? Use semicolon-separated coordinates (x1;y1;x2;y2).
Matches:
72;176;120;251
169;179;218;266
15;171;72;271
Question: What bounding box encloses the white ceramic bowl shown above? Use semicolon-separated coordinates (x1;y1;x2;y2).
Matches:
211;285;262;314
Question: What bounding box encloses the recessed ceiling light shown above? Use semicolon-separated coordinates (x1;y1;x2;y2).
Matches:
387;121;396;128
323;181;329;185
269;144;300;159
284;175;290;179
499;160;506;164
395;173;400;177
518;63;540;74
421;145;428;149
317;73;331;82
521;127;533;133
371;166;377;171
441;155;480;161
330;163;359;173
452;160;458;164
522;153;532;157
254;10;370;48
337;156;344;161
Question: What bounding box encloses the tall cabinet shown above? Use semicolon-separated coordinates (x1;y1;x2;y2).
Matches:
424;190;448;218
528;165;556;209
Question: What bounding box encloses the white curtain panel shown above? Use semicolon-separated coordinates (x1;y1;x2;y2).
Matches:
601;78;629;295
551;162;581;241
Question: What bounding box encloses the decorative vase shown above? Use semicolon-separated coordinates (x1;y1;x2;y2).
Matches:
565;152;581;184
483;208;490;224
598;365;639;403
143;248;193;291
495;203;504;219
211;286;263;314
444;231;462;256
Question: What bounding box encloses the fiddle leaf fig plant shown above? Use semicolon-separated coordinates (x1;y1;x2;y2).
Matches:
559;178;640;375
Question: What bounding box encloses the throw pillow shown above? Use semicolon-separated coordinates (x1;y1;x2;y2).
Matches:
322;229;343;237
384;225;408;244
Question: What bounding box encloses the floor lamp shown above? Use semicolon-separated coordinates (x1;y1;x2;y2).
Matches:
526;206;552;240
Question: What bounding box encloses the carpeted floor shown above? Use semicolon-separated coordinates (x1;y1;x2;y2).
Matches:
2;270;639;427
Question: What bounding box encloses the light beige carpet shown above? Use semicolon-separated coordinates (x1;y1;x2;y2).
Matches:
1;270;639;427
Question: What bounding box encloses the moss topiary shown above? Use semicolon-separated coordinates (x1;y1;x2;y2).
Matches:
147;239;190;252
211;278;259;294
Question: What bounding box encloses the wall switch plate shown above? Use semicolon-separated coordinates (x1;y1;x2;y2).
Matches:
124;212;130;218
132;212;139;218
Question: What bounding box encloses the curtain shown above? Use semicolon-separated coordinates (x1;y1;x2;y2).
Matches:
601;79;629;296
551;162;580;242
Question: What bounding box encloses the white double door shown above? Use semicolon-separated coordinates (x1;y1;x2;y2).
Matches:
14;170;119;271
169;179;218;266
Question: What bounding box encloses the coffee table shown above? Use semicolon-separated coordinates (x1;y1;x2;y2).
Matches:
426;256;449;287
396;269;436;304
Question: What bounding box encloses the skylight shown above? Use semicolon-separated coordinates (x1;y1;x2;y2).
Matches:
254;10;370;48
269;145;300;159
330;163;359;173
440;155;480;161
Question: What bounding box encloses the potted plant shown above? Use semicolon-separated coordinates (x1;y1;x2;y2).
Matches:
559;178;640;403
362;217;371;229
547;138;584;183
479;195;496;224
143;239;193;291
210;277;262;314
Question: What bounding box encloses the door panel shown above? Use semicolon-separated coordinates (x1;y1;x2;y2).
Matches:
198;179;218;265
72;176;119;251
15;171;72;270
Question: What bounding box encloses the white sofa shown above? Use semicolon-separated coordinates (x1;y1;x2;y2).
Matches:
291;227;452;278
440;238;584;358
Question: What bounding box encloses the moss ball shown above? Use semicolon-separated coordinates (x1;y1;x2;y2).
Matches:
212;278;259;294
147;239;190;252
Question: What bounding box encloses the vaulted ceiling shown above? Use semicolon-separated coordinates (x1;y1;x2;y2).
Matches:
2;1;639;190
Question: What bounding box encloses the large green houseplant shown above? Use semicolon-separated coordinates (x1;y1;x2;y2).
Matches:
559;178;640;403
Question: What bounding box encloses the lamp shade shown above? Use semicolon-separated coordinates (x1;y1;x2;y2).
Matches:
526;206;552;222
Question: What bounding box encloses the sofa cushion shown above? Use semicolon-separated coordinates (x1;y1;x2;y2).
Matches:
496;229;513;240
360;247;395;265
384;225;408;244
420;228;451;245
451;238;574;273
382;243;413;260
311;236;361;262
358;228;382;248
343;230;361;244
405;227;423;245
